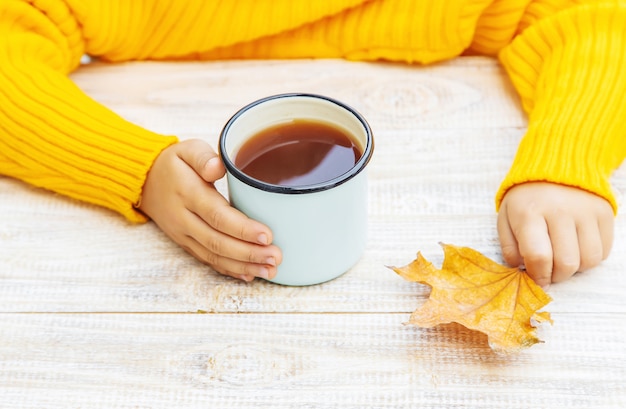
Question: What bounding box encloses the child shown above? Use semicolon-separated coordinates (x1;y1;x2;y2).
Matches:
1;0;623;287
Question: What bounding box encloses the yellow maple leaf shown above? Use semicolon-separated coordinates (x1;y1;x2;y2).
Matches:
390;243;553;354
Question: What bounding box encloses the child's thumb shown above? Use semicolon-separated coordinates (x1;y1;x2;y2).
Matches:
178;139;225;183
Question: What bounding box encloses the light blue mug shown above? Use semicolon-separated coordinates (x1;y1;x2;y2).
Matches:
219;93;374;286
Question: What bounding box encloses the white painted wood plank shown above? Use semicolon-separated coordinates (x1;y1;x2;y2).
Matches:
0;313;624;409
69;58;527;137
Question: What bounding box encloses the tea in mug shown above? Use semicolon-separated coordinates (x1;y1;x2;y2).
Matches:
234;119;362;187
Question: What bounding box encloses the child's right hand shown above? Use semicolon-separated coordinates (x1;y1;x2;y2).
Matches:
138;139;283;282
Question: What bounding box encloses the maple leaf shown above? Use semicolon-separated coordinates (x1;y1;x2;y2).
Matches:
390;243;553;354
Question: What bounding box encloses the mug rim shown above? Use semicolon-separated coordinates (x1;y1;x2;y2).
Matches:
219;93;374;194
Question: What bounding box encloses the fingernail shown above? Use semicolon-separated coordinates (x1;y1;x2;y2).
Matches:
206;157;220;170
257;233;269;245
258;267;270;280
266;257;276;266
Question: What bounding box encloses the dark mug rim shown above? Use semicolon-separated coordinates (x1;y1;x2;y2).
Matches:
218;93;374;194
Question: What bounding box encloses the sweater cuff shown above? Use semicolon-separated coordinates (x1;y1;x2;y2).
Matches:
0;60;178;223
496;2;626;213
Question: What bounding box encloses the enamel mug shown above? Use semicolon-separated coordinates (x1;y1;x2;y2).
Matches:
219;93;374;286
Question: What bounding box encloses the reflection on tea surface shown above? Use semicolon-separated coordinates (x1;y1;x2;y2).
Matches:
234;120;362;187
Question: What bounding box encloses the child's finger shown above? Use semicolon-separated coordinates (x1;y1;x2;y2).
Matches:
190;182;275;246
598;208;615;260
576;220;604;272
546;215;579;282
513;215;553;288
496;206;523;267
182;234;277;280
176;139;226;183
185;207;281;266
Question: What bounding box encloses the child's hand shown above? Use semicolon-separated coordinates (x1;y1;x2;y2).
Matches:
497;182;614;288
139;139;282;282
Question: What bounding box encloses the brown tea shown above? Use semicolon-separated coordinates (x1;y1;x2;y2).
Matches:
234;119;362;187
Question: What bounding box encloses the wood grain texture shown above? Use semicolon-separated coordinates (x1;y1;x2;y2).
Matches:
0;58;624;407
0;313;624;409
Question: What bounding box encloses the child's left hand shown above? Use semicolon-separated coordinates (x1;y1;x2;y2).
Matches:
497;182;614;288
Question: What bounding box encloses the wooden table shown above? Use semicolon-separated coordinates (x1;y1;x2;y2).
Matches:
1;58;624;408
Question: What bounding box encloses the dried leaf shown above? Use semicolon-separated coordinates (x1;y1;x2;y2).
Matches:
390;243;553;354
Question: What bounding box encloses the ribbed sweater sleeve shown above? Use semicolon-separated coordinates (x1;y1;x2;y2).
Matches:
0;0;178;222
496;1;626;213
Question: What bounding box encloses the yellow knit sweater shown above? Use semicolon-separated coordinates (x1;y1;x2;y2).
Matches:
1;0;625;222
